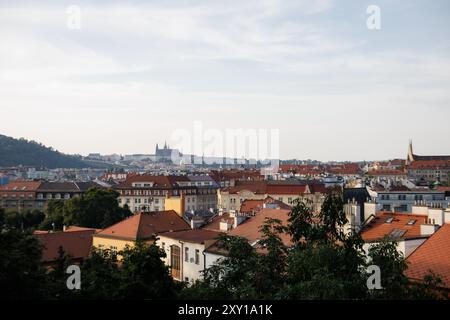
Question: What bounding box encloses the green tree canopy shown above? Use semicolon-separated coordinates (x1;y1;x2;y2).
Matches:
184;189;448;300
40;188;132;230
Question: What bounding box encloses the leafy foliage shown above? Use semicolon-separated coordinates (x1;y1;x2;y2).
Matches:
0;134;86;168
185;189;449;300
0;229;49;299
40;188;132;229
2;208;45;230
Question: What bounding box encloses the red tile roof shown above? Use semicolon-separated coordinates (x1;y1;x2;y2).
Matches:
240;197;292;214
95;211;190;241
266;184;308;195
279;164;324;175
115;175;189;188
0;180;42;191
159;229;221;244
229;208;293;247
366;170;406;176
223;181;267;194
361;212;427;242
405;224;450;288
64;226;102;233
409;160;450;170
203;213;234;232
327;163;361;175
35;228;96;263
209;169;263;182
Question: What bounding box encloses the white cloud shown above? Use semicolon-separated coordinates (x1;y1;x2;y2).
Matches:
0;0;449;160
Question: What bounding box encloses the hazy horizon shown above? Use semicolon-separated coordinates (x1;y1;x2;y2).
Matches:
1;0;450;162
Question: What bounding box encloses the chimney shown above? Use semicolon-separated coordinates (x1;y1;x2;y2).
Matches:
233;214;246;228
411;204;428;216
219;220;232;231
445;209;450;224
420;223;439;236
427;207;445;226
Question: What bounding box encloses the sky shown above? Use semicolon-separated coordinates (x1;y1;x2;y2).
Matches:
1;0;449;161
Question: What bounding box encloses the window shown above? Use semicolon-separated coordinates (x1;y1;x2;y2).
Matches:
161;242;165;251
185;247;189;262
385;217;394;224
195;249;200;265
185;277;189;282
389;229;406;238
406;219;417;226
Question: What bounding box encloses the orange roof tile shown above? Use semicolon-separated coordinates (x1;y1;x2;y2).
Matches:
159;229;221;244
229;208;292;247
0;180;42;191
203;213;234;232
223;181;267;194
405;224;450;288
361;212;427;242
409;160;450;170
35;229;96;263
366;170;406;176
95;211;190;241
240;197;292;214
266;184;308;195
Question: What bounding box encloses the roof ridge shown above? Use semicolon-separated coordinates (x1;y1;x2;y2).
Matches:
134;213;145;240
406;223;449;260
98;213;138;234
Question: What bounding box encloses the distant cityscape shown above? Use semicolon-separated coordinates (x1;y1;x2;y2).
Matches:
1;138;449;296
1;0;450;306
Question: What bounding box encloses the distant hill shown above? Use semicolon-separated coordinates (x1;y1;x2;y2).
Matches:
0;134;87;168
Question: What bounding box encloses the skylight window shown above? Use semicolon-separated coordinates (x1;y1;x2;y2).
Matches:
389;228;406;238
406;219;416;226
385;217;394;224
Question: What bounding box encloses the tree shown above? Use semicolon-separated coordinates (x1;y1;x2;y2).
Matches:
118;240;177;300
182;234;258;300
0;229;49;299
0;207;4;226
64;188;131;229
39;199;65;230
40;188;132;230
184;189;447;300
46;247;77;300
2;208;45;230
77;248;121;300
